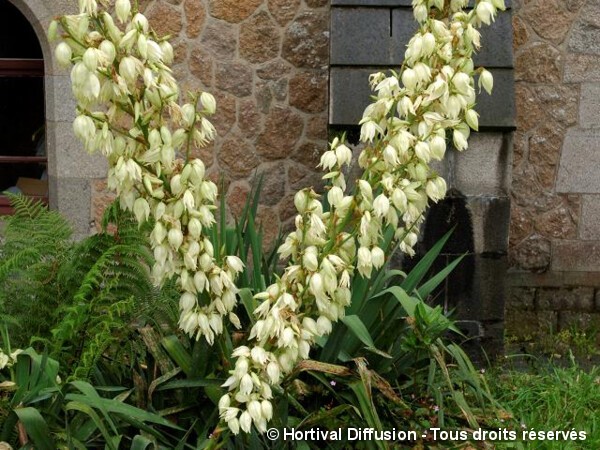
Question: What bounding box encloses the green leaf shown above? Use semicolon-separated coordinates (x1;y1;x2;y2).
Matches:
341;315;375;348
239;288;257;325
247;213;266;292
69;380;118;436
401;227;454;294
417;254;465;299
161;335;192;376
131;435;155;450
148;368;181;401
65;393;182;430
65;401;117;450
13;407;56;450
156;378;223;391
373;286;417;316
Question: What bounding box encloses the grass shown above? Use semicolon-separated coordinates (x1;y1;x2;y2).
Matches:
488;353;600;449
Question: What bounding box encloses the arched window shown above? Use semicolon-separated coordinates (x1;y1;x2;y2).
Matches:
0;0;46;214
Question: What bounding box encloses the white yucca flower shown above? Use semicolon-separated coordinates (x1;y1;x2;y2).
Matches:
115;0;131;23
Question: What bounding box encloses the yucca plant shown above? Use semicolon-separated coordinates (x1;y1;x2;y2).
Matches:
128;186;503;449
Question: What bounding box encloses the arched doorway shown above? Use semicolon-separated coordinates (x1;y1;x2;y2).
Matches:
0;0;107;238
0;0;46;213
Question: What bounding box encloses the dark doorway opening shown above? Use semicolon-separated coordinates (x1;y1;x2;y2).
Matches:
0;0;46;213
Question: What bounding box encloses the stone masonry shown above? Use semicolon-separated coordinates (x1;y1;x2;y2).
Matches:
507;0;600;340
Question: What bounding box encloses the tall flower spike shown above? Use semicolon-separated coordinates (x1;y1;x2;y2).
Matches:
221;0;505;434
53;0;245;344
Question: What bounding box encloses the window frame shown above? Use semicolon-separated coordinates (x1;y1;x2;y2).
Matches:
0;57;47;215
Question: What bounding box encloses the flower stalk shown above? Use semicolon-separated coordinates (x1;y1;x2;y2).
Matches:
52;0;244;346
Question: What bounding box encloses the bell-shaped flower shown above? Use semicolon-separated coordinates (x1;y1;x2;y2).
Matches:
479;69;494;95
115;0;131;23
55;42;72;67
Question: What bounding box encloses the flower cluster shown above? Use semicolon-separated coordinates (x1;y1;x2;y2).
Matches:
218;0;505;434
52;0;244;344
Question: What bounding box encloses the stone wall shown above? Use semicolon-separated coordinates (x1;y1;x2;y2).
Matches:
98;0;331;245
508;0;600;338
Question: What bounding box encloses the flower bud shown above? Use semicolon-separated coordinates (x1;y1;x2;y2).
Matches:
200;92;217;115
402;68;417;90
182;104;196;128
83;48;98;72
179;292;196;311
119;56;137;84
294;190;309;213
479;69;494;95
137;34;148;59
133;197;150;223
48;20;59;42
55;42;72;67
476;1;495;25
371;246;385;269
492;0;506;10
132;13;149;33
327;186;344;208
373;194;390;218
465;109;479;131
168;228;184;250
115;0;131;23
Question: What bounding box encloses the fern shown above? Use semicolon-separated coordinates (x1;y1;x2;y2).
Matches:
50;207;159;379
0;194;72;345
0;195;179;382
